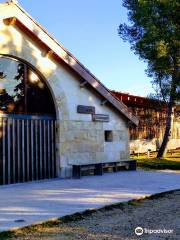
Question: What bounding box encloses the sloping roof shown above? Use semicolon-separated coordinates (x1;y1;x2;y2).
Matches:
0;1;139;125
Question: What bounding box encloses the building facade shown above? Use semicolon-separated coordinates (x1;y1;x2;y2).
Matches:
112;91;180;153
0;2;138;185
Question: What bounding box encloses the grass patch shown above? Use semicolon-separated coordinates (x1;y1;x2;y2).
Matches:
0;232;14;240
136;158;180;170
131;150;180;170
0;189;179;240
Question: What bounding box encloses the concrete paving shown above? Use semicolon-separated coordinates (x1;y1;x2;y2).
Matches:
0;170;180;232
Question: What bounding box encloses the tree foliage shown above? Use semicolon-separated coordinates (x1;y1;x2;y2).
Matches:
119;0;179;102
118;0;180;157
0;63;24;112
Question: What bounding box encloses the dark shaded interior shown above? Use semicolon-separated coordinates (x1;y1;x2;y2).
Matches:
0;56;56;116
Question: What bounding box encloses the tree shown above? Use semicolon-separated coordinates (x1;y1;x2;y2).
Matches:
118;0;180;158
0;63;25;113
0;71;13;111
14;64;25;101
0;89;14;111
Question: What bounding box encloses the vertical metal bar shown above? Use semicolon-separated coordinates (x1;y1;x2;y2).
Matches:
12;119;16;184
47;120;50;178
0;115;56;184
43;120;47;179
35;120;38;180
31;120;34;181
7;119;11;184
26;119;30;182
51;120;55;178
55;121;59;178
39;120;42;179
17;119;21;183
22;119;25;182
2;118;6;185
24;64;28;114
0;117;3;185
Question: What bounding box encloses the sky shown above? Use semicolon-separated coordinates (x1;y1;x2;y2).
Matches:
1;0;155;97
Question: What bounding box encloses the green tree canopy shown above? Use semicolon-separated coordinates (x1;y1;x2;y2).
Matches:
119;0;179;102
118;0;180;157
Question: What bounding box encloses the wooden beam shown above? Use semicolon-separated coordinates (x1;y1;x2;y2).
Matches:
3;17;16;26
101;99;108;106
42;49;54;58
80;79;88;88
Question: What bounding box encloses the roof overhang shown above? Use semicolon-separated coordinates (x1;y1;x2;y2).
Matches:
0;2;139;126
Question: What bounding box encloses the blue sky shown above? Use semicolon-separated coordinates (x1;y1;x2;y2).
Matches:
2;0;154;96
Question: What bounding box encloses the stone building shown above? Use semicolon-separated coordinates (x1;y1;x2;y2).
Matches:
0;1;138;185
112;91;180;153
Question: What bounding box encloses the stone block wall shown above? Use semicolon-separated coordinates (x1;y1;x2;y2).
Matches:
59;120;129;177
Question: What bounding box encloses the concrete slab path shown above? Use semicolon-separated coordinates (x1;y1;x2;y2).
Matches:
0;170;180;232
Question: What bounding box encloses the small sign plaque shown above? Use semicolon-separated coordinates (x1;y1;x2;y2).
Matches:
77;105;95;114
92;114;110;122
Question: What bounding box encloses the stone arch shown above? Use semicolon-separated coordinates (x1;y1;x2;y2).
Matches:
0;54;70;179
0;53;70;120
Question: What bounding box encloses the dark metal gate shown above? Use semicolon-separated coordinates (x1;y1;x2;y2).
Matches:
0;114;56;185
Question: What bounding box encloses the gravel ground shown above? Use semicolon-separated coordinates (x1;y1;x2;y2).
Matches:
4;190;180;240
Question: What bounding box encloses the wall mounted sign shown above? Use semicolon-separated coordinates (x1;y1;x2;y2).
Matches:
77;105;95;114
92;114;110;122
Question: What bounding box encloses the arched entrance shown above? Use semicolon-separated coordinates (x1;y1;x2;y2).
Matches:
0;56;57;185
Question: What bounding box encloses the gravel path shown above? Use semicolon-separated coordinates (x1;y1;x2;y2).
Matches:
7;190;180;240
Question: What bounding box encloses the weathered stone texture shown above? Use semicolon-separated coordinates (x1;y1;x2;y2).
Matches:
59;119;129;177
